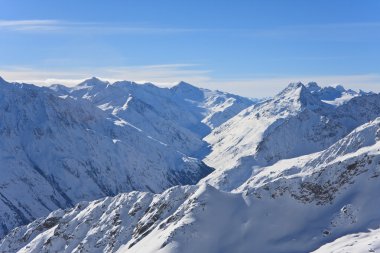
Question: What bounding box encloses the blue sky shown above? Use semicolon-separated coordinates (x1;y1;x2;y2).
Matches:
1;0;380;97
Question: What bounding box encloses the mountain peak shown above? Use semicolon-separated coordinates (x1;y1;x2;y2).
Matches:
171;81;204;100
174;81;199;90
275;82;324;111
0;76;8;85
306;82;321;92
112;80;136;88
284;82;308;92
78;77;109;87
335;84;346;93
306;84;360;104
277;82;306;97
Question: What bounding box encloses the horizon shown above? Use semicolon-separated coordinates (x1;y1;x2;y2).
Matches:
1;0;380;97
0;74;374;99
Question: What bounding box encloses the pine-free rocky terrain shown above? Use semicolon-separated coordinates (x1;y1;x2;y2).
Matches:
0;76;379;253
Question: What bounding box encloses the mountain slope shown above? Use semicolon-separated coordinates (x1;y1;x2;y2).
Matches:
0;79;212;237
312;228;380;253
51;78;255;157
0;186;197;253
4;118;380;253
203;82;380;190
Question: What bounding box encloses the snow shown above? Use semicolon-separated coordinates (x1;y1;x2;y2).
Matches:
203;82;380;191
322;92;358;106
4;117;380;252
312;228;380;253
0;78;214;237
123;118;380;253
1;78;380;253
52;78;256;157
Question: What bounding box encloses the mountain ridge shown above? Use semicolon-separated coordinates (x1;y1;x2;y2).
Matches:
0;76;379;253
203;82;380;191
0;78;214;237
3;118;380;252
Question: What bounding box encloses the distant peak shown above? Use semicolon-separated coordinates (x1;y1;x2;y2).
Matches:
274;82;324;110
335;84;346;92
113;80;135;87
287;82;305;89
78;77;109;87
175;81;199;89
306;82;321;93
171;81;204;100
278;82;306;96
0;76;8;84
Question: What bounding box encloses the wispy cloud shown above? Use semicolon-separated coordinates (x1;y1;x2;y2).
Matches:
2;19;379;40
0;19;204;34
0;19;61;31
243;22;380;41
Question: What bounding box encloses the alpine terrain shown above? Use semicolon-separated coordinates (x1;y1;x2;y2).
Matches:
0;78;379;253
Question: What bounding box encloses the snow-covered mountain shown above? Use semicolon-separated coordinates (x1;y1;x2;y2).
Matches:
203;82;380;190
51;78;255;157
305;82;358;106
3;117;380;253
0;78;213;237
1;78;379;253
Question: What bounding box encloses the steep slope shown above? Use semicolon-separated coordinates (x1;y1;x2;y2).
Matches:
4;118;380;253
51;78;255;157
170;81;256;130
127;118;380;253
0;79;212;237
312;228;380;253
0;186;197;253
203;82;380;190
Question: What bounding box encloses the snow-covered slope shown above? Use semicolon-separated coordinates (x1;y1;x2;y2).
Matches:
170;81;257;130
4;118;380;253
0;78;212;237
0;186;197;253
312;228;380;253
51;78;255;157
203;82;380;190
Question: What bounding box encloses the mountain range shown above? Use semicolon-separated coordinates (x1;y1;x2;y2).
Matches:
0;76;379;253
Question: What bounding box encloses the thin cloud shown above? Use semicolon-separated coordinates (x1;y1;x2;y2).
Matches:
0;19;60;31
244;22;380;41
0;19;204;34
2;19;379;39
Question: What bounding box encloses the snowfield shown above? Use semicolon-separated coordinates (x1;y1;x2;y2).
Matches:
312;228;380;253
0;77;379;253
